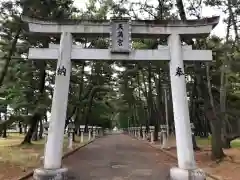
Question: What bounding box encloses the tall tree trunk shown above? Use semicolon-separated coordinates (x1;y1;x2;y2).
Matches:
2;124;7;138
136;71;145;125
227;0;239;42
0;27;21;87
72;131;76;142
220;65;228;148
2;113;7;138
84;87;100;127
32;122;39;141
24;124;27;134
220;10;232;149
206;63;225;159
193;64;204;150
18;122;23;134
73;62;85;139
39;119;43;139
21;60;46;144
140;70;149;120
209;118;225;160
176;0;187;21
147;62;154;126
22;113;41;144
154;71;165;141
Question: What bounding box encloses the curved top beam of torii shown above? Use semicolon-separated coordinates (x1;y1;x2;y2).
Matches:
22;16;220;39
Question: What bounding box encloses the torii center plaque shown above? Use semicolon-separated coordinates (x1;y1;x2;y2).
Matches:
110;19;131;53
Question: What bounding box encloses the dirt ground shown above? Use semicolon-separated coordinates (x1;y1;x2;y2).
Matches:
199;148;240;180
158;137;240;180
0;161;28;180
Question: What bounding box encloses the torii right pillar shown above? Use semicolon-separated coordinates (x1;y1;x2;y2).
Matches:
167;20;219;179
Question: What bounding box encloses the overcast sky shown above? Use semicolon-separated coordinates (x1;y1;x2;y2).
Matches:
0;0;226;38
73;0;226;38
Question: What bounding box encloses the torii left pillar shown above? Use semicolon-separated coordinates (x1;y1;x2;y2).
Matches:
33;32;72;179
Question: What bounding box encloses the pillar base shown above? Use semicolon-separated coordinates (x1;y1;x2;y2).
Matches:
33;167;68;180
170;167;206;180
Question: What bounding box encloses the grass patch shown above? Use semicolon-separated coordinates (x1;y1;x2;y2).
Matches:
0;133;90;179
196;136;211;147
0;133;25;146
0;133;89;168
231;139;240;148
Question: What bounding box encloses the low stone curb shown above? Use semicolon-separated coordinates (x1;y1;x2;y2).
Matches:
17;139;95;180
128;134;223;180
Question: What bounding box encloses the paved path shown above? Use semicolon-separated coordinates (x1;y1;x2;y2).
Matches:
64;134;176;180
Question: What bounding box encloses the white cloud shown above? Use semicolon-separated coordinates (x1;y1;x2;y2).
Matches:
201;6;226;38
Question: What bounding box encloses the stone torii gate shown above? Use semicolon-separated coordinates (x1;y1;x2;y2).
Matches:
22;16;219;180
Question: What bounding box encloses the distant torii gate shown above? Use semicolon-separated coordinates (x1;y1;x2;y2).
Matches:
23;16;219;180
